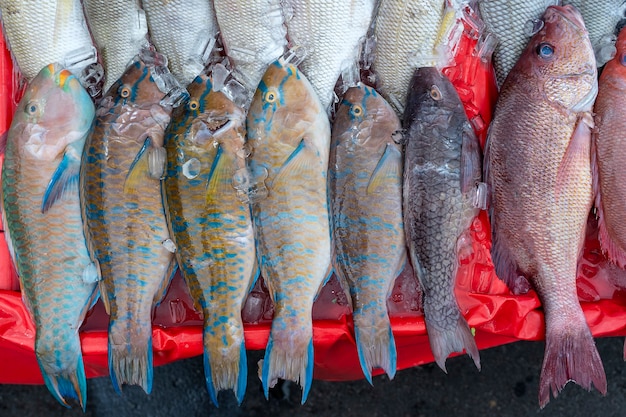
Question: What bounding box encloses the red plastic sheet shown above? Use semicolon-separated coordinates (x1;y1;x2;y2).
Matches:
2;18;626;386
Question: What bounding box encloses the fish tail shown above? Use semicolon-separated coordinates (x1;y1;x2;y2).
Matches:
426;312;480;372
37;355;87;411
353;310;397;384
202;331;248;407
539;321;607;408
261;333;314;404
108;331;154;395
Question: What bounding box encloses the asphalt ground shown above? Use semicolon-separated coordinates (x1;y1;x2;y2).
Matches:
1;336;625;416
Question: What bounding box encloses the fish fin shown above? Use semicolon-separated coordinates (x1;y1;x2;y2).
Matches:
592;126;626;267
489;212;532;294
154;258;176;306
353;311;397;385
0;193;20;290
203;332;248;407
42;149;81;213
205;145;231;205
271;139;319;189
124;138;151;194
108;332;154;394
538;320;606;408
261;334;314;404
555;114;592;204
99;280;111;315
366;144;403;195
426;312;480;372
460;123;482;194
37;355;87;411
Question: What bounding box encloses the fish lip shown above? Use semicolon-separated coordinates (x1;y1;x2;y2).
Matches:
547;5;586;31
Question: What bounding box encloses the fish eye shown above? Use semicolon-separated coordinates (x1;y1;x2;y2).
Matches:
430;85;442;101
189;100;199;110
537;43;554;59
350;105;363;117
621;53;626;67
264;89;278;103
24;102;38;115
120;86;131;98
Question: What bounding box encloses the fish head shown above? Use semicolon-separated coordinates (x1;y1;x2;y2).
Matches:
515;5;597;112
105;59;167;108
13;63;95;161
247;59;322;149
403;67;462;127
600;26;626;86
185;74;246;156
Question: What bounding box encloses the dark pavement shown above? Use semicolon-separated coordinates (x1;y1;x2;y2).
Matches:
1;336;625;416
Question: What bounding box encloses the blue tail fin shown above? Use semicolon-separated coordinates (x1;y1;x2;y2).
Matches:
38;355;87;411
261;334;315;404
203;332;248;407
354;316;397;384
108;330;154;395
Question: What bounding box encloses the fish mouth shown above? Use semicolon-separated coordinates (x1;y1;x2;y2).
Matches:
547;5;586;31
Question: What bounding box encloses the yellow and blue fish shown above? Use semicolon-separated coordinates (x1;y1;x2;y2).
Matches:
1;64;98;409
162;72;256;405
246;58;331;403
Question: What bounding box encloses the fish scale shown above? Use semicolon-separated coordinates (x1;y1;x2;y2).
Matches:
81;56;177;394
2;64;97;409
283;0;375;111
162;73;256;406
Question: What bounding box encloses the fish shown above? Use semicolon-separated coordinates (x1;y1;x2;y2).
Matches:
213;0;287;101
246;58;331;403
402;67;481;372
82;0;149;93
593;27;626;269
563;0;626;66
1;64;98;409
142;0;219;86
0;0;97;81
478;0;559;88
329;84;406;382
80;50;181;394
370;0;456;115
162;72;256;405
484;5;605;407
282;0;375;111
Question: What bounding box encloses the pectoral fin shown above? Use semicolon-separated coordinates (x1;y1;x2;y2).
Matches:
206;145;230;205
460;124;482;194
124;138;151;194
272;139;320;189
42;148;81;213
366;144;402;195
555;114;592;203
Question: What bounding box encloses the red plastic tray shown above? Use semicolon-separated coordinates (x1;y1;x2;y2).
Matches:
2;18;626;386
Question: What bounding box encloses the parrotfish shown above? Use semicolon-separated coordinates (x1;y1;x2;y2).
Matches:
329;84;406;383
246;58;331;403
403;67;481;372
484;5;605;406
80;51;181;394
593;27;626;268
162;72;256;405
1;64;98;409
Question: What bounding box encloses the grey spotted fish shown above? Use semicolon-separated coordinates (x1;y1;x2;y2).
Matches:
403;67;481;372
1;64;98;409
247;59;331;403
80;51;180;394
484;5;605;406
330;84;406;382
162;72;256;405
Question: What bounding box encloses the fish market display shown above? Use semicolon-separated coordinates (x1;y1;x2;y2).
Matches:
142;0;219;86
80;51;181;393
247;59;331;402
213;0;287;101
330;84;406;382
563;0;626;66
162;72;256;405
593;27;626;268
478;0;559;87
282;0;375;111
1;64;98;408
403;67;481;371
82;0;149;92
484;5;605;406
0;0;97;81
371;0;455;115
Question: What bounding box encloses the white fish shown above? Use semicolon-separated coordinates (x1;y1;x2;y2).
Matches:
143;0;219;86
213;0;287;101
478;0;559;87
82;0;149;92
282;0;375;111
371;0;456;115
0;0;97;81
563;0;626;66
